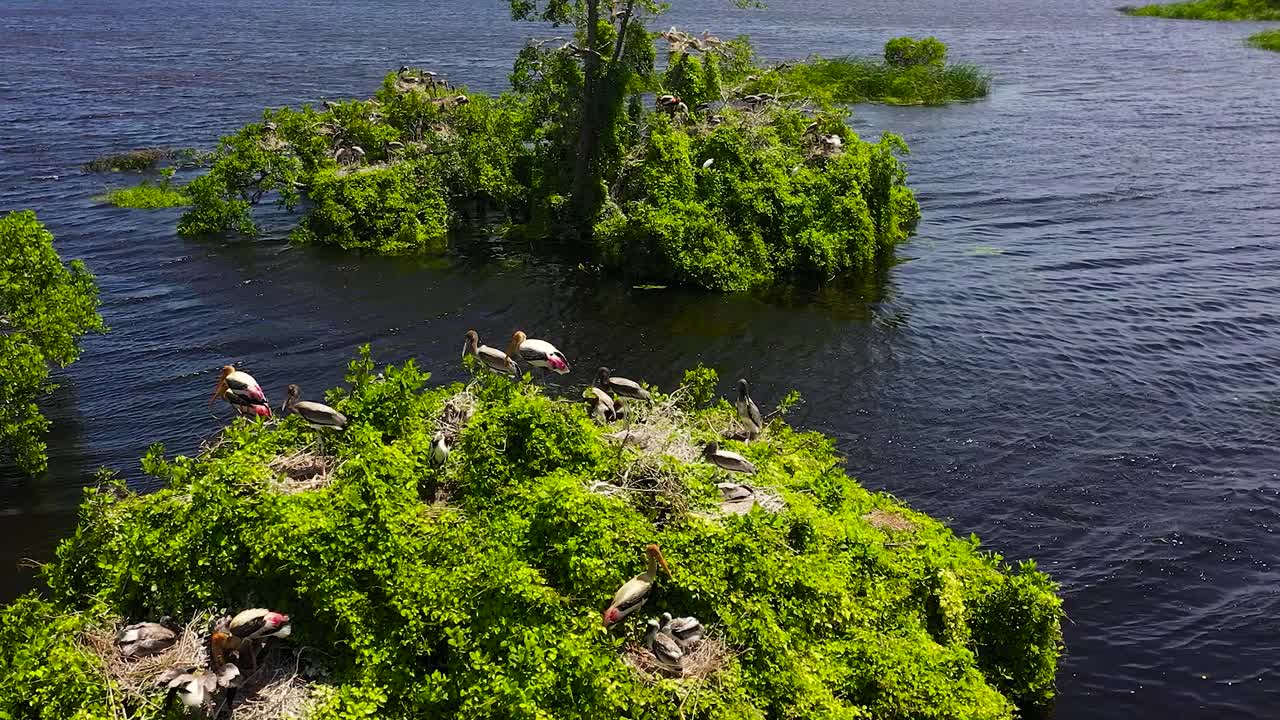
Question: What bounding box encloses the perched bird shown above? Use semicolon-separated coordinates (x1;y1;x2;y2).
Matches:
463;329;518;376
735;379;763;437
596;367;650;401
717;481;756;515
612;396;629;422
661;611;705;648
214;608;291;672
585;386;616;424
210;365;270;418
644;617;685;668
430;431;450;465
117;617;179;658
507;330;570;376
703;441;757;474
603;544;672;627
282;384;347;431
157;664;240;710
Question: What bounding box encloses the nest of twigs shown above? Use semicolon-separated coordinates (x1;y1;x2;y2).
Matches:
863;509;917;532
599;391;702;465
82;612;321;719
589;453;691;519
622;635;732;681
268;450;338;494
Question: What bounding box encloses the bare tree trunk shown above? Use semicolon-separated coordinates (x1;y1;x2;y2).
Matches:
571;0;603;241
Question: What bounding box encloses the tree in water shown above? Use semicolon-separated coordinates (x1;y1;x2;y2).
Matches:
0;212;105;474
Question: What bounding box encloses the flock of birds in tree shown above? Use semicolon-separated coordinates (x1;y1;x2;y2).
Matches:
144;329;768;708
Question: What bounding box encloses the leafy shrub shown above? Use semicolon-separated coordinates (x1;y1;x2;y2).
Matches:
0;211;105;474
884;36;948;67
6;348;1064;718
101;170;190;209
1247;28;1280;50
291;163;450;253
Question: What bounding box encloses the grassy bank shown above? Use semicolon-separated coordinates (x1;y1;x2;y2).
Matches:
0;351;1063;719
102;181;191;209
1247;27;1280;48
1120;0;1280;20
777;56;990;106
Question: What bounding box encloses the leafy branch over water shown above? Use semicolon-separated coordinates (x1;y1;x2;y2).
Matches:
1120;0;1280;20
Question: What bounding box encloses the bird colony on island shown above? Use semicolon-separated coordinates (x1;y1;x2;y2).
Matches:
142;329;767;712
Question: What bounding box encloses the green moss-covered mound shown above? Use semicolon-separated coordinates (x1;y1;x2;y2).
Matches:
760;38;991;106
102;182;191;209
0;349;1062;719
1121;0;1280;20
1247;27;1280;48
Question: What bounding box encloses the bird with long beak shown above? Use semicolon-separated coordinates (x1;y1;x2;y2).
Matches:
507;330;570;378
596;367;651;401
644;617;685;668
603;544;671;628
704;441;757;474
282;384;347;450
735;379;763;437
117;616;180;658
585;386;616;423
661;611;705;649
463;330;518;377
210;365;270;418
217;608;291;673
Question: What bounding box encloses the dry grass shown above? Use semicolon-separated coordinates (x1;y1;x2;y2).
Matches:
268;450;339;494
82;611;321;719
863;508;917;532
622;634;733;681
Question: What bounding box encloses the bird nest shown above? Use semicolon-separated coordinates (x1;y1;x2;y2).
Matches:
622;635;733;682
863;509;917;533
600;391;701;465
589;453;691;520
268;450;339;494
81;612;322;719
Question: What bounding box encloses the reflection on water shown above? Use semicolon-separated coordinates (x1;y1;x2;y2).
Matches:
2;0;1280;717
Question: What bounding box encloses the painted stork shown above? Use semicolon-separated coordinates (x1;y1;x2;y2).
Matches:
661;611;705;648
157;664;240;710
596;367;651;401
282;384;347;451
603;544;672;627
585;386;616;424
463;329;518;377
214;608;291;672
703;441;757;474
507;330;570;378
644;617;684;668
117;617;179;658
210;365;270;418
736;378;763;437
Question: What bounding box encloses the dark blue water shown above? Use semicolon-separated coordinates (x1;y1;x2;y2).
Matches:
3;0;1280;716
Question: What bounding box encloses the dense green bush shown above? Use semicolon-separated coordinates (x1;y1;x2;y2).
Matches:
884;36;947;67
0;211;105;474
102;169;191;209
1120;0;1280;19
2;348;1063;718
291;164;450;253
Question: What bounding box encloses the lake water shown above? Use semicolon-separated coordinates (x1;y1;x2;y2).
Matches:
2;0;1279;716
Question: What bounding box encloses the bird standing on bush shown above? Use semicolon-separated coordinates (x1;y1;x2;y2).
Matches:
282;384;347;451
704;441;757;474
507;330;570;378
463;329;518;376
596;367;651;401
736;378;763;437
604;544;672;628
210;365;270;418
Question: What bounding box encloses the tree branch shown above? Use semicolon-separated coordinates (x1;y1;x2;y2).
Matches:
610;0;638;65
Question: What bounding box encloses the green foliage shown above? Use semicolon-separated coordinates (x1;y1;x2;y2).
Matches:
291;164;450;253
771;56;989;107
101;170;191;209
7;349;1063;718
0;211;105;474
884;36;947;67
1120;0;1280;19
1247;28;1280;49
0;597;112;720
595;111;918;290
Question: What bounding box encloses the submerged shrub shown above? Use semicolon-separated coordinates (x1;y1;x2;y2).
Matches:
884;36;948;67
1247;28;1280;50
291;163;450;253
1121;0;1280;19
5;349;1064;718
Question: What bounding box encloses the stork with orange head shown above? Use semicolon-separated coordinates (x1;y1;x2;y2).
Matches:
603;544;672;628
210;364;270;418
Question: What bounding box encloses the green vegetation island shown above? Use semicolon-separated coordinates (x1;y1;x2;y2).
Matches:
1247;28;1280;48
0;211;105;474
0;350;1063;719
88;1;991;291
1120;0;1280;20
